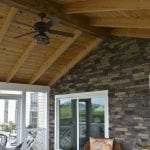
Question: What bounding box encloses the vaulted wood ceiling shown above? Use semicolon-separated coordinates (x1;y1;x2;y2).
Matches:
0;0;149;86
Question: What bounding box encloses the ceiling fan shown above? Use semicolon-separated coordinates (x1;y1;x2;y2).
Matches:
14;13;75;44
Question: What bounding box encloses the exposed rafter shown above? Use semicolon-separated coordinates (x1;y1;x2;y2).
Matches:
61;0;150;14
29;30;82;84
1;0;110;38
90;17;150;29
0;7;17;43
6;41;36;82
48;37;102;86
112;28;150;38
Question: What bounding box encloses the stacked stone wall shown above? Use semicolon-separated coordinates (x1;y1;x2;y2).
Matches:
50;37;150;150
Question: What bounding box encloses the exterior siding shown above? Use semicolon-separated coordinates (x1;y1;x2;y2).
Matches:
50;37;150;150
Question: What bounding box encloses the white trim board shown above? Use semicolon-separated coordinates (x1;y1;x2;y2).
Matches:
55;90;108;99
0;82;50;92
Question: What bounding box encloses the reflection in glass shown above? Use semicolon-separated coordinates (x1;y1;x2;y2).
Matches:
91;98;104;138
79;98;104;150
59;99;76;150
79;100;88;150
58;97;105;150
25;92;46;129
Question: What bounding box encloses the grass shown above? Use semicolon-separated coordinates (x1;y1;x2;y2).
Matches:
60;105;104;123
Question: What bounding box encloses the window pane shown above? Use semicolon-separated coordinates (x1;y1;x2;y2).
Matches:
91;98;105;138
79;100;88;149
79;98;105;149
59;99;77;150
25;92;46;128
26;92;38;128
0;99;18;148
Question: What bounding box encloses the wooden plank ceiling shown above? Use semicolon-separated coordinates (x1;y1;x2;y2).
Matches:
0;0;149;86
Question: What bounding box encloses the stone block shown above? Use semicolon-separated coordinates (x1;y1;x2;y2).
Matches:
138;133;149;139
134;126;147;129
115;92;126;96
134;117;144;121
115;128;128;132
128;103;136;108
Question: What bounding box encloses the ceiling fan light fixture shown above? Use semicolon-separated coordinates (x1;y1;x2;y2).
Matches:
34;33;49;44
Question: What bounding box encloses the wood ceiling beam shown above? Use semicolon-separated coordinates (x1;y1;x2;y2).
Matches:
0;7;17;43
90;17;150;29
29;30;82;84
62;0;150;14
48;37;102;86
6;41;36;82
112;28;150;38
1;0;111;38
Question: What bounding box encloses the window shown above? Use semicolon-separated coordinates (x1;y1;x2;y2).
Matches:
0;82;49;150
55;91;109;150
26;92;38;128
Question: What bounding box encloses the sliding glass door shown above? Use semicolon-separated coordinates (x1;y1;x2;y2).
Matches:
55;91;108;150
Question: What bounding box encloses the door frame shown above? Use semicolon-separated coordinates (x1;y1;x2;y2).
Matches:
0;82;50;150
55;90;109;150
0;96;21;145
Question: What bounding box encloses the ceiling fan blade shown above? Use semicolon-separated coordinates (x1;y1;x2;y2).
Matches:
14;20;34;28
48;29;74;37
14;31;36;38
47;17;60;26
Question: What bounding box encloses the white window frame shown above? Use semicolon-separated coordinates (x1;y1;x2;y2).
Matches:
55;90;109;150
149;75;150;88
0;82;50;150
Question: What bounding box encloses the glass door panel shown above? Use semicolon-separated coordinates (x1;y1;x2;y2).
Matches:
59;98;77;150
79;99;91;150
90;98;105;138
79;98;105;149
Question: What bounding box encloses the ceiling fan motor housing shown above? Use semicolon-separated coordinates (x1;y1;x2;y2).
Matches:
34;22;49;33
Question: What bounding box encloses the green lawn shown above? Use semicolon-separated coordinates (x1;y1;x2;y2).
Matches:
60;105;104;123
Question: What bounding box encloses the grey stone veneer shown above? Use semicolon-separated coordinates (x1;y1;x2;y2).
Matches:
49;37;150;150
